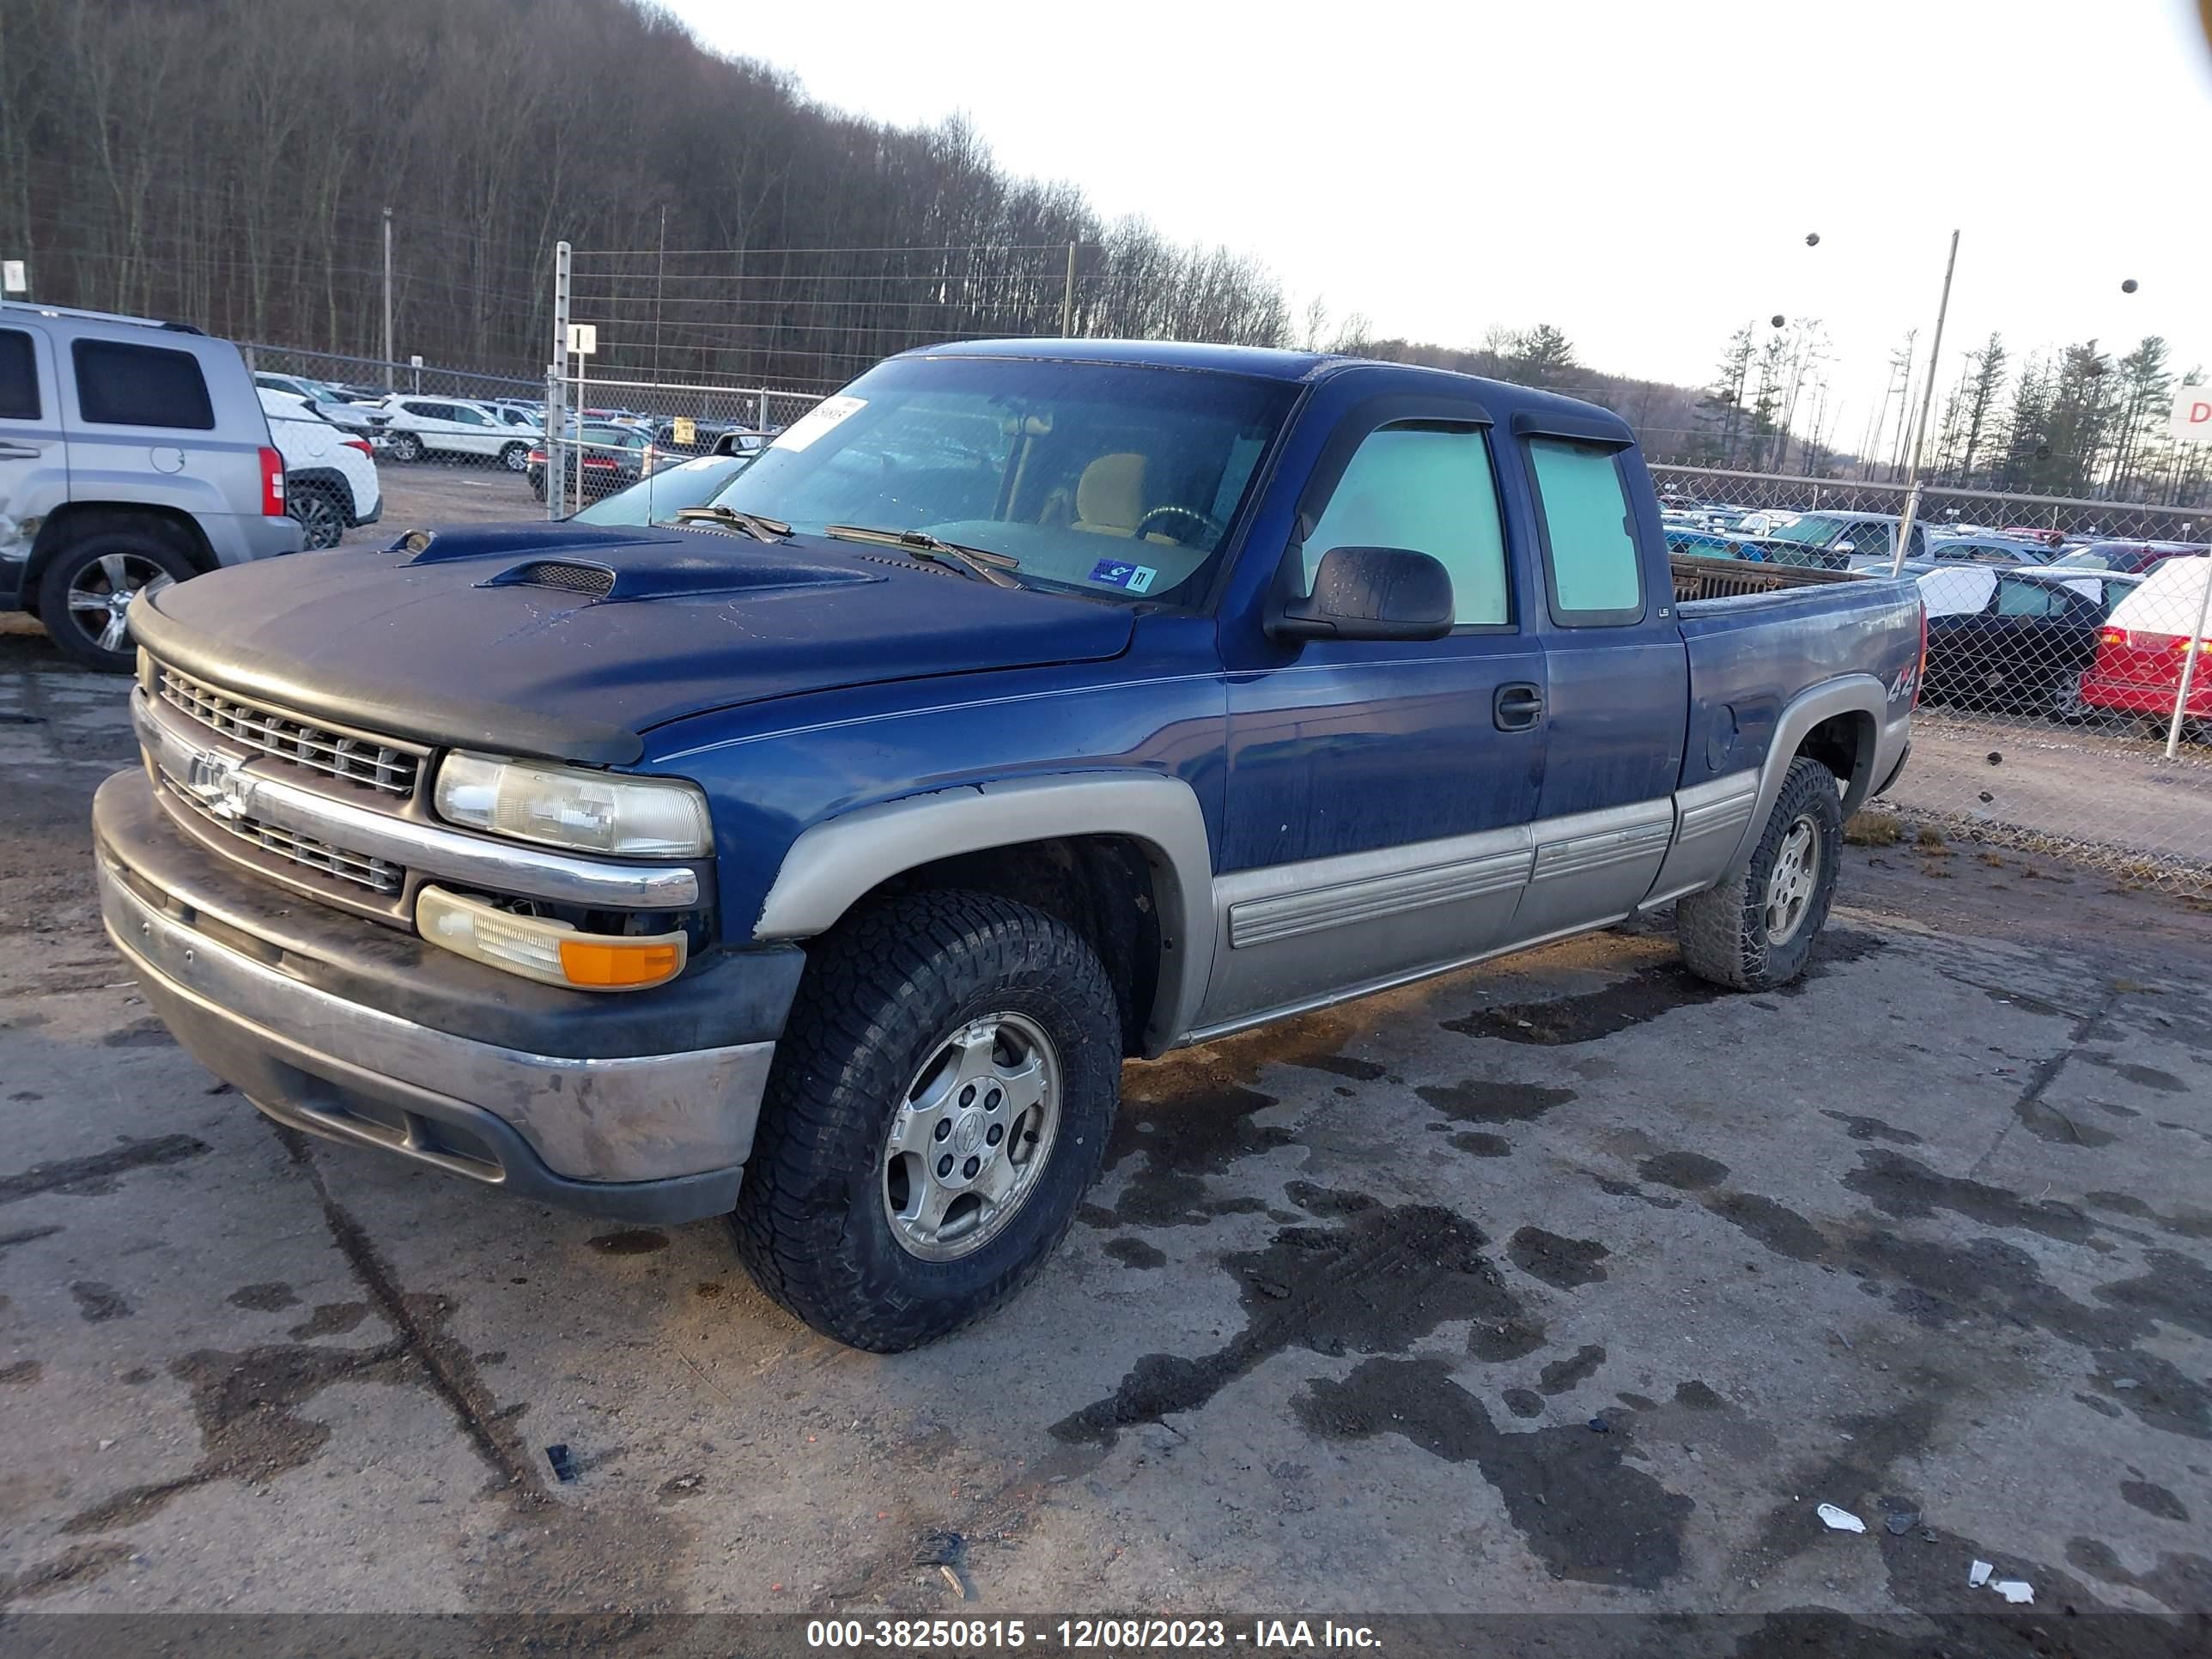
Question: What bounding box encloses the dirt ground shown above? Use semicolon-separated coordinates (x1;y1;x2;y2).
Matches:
1;504;2209;1651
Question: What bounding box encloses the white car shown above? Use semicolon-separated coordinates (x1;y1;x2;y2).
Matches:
258;389;381;550
374;396;535;471
477;399;544;432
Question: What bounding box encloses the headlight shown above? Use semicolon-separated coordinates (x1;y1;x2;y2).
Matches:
433;751;711;857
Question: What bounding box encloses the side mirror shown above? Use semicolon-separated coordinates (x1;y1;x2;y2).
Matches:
1268;545;1454;642
1833;539;1856;555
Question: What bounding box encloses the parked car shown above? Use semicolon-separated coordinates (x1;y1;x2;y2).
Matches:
471;399;543;433
375;396;535;471
2050;540;2211;576
1;300;299;670
1745;510;1930;570
2080;556;2212;726
1923;533;2054;565
1855;533;2052;572
257;389;381;550
1664;526;1761;561
568;452;758;526
1914;563;2111;714
1998;526;2068;550
526;422;653;501
97;338;1922;1350
254;370;352;405
301;394;389;447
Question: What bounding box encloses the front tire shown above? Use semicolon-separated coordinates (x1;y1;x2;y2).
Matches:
37;534;198;672
732;891;1121;1352
1676;756;1843;991
500;441;530;472
388;431;423;463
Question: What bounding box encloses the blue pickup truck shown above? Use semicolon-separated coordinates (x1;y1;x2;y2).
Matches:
95;340;1922;1350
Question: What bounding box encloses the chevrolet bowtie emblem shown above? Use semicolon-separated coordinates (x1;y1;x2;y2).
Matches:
185;750;252;821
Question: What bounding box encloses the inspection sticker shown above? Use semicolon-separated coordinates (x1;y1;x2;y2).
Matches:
1089;558;1157;593
769;395;866;453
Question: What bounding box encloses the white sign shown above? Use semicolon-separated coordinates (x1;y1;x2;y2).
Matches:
1;260;24;294
770;394;866;453
566;323;599;356
2173;386;2212;445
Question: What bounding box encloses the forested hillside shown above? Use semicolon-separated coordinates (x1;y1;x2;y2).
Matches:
0;0;1289;382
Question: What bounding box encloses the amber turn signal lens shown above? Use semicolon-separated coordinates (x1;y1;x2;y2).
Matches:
558;937;684;989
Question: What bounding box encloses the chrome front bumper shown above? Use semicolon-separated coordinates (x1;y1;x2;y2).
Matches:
94;769;793;1223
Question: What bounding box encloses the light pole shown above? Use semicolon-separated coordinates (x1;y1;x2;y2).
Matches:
1890;231;1961;578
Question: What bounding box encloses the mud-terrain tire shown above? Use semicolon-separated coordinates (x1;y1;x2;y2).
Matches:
1677;756;1842;991
731;890;1121;1352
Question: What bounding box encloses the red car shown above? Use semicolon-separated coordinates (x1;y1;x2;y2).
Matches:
2080;557;2212;720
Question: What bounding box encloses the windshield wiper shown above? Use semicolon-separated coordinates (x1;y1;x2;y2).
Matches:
824;524;1022;589
672;504;792;543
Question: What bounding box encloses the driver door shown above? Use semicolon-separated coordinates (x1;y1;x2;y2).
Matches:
1208;407;1547;1031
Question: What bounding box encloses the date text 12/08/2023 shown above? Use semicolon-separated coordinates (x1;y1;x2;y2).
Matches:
803;1617;1382;1650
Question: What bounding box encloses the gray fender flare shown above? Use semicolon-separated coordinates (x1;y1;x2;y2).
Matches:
752;772;1217;1057
1722;674;1887;874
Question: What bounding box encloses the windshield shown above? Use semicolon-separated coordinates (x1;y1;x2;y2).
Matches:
573;453;755;526
702;355;1298;604
1765;514;1853;546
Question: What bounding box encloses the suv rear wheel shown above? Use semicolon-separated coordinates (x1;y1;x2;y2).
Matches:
287;483;346;550
38;533;198;672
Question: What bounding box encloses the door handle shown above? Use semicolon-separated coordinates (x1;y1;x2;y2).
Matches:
1494;683;1544;732
0;441;42;460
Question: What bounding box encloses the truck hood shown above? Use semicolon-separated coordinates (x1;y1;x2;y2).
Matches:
131;523;1136;764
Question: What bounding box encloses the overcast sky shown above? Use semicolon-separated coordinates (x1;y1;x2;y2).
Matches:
657;0;2210;445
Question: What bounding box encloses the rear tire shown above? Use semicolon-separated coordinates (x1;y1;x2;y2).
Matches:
287;483;346;550
731;891;1121;1352
1677;756;1843;991
37;533;198;673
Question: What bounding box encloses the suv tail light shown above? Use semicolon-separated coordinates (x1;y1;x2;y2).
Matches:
343;438;373;458
258;447;286;517
526;447;546;465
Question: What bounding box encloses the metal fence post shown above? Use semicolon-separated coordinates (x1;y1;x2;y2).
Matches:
757;387;768;430
2165;567;2212;761
548;240;571;520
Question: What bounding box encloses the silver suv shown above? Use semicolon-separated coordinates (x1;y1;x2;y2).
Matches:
0;302;301;670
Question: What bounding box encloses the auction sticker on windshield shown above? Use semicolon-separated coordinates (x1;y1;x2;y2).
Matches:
772;395;866;452
1089;558;1157;593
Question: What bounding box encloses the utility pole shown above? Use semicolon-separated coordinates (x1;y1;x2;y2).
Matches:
1060;241;1076;338
1891;231;1961;578
381;207;394;390
548;240;571;520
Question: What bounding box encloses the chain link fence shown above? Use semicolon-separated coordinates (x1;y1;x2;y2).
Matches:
1651;465;2212;897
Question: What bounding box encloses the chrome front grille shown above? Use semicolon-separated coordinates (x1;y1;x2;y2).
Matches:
168;783;404;896
157;667;422;798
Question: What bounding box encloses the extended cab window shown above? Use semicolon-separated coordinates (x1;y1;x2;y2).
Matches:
1304;423;1508;625
1527;437;1643;624
0;329;39;419
70;339;215;429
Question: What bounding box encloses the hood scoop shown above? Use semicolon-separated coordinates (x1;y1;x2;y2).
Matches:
478;554;884;603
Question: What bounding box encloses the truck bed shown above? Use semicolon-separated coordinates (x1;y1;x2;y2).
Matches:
1670;553;1862;604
